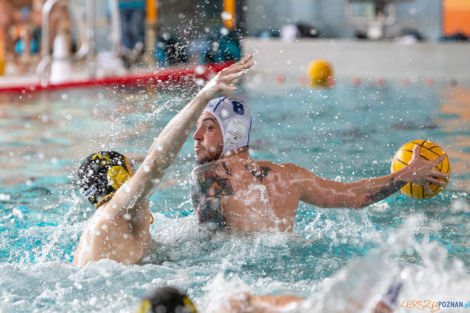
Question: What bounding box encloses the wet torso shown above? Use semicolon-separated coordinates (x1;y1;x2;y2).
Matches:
191;156;302;232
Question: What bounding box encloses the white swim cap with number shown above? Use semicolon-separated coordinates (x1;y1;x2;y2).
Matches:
204;97;252;156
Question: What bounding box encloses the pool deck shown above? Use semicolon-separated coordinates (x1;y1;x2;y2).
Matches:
242;39;470;85
1;39;469;92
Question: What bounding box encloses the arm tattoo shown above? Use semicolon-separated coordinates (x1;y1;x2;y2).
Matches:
364;177;406;205
244;165;272;182
190;162;233;227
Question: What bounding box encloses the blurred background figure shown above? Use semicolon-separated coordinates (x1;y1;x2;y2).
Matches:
117;0;145;66
280;23;319;42
202;25;241;64
0;0;42;71
0;0;70;73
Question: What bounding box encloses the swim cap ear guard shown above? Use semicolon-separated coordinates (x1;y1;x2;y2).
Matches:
135;287;198;313
77;151;132;208
204;97;252;156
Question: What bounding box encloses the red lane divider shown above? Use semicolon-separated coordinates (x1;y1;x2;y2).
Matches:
0;62;233;94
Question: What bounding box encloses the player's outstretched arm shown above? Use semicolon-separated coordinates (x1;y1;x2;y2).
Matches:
110;56;254;214
296;145;449;209
217;292;304;313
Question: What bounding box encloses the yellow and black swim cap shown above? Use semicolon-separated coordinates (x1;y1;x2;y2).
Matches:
77;151;132;208
135;287;198;313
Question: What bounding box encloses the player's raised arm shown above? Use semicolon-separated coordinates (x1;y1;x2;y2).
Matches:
110;56;254;215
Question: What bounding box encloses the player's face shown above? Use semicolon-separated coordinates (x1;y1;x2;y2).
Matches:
193;112;224;164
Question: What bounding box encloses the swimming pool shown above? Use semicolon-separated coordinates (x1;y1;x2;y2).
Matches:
0;81;469;313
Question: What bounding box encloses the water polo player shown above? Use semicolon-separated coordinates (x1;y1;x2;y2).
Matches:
134;282;402;313
73;55;254;267
134;285;304;313
135;287;199;313
190;98;449;231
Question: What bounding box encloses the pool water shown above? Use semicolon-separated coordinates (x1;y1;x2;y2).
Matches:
0;81;469;313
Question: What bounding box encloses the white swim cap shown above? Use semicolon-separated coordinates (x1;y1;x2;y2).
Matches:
204;97;252;156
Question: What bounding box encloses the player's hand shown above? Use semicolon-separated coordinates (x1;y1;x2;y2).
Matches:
199;55;254;100
407;145;449;194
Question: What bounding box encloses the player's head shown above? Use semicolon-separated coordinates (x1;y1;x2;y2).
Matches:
193;97;251;164
77;151;132;208
135;286;198;313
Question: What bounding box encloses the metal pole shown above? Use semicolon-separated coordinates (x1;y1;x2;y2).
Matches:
37;0;89;78
40;0;56;59
109;0;122;57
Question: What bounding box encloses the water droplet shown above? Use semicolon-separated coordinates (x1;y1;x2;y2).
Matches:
195;66;205;75
220;27;229;36
221;109;229;118
221;12;232;20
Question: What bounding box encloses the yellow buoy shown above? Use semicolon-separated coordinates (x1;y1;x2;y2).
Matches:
391;140;450;199
307;59;333;87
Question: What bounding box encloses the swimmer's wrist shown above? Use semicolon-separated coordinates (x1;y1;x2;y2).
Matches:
196;90;213;103
392;165;413;183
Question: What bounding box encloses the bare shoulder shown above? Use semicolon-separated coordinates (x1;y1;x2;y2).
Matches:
256;161;309;177
192;160;233;176
190;160;234;197
191;160;233;185
86;205;118;232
